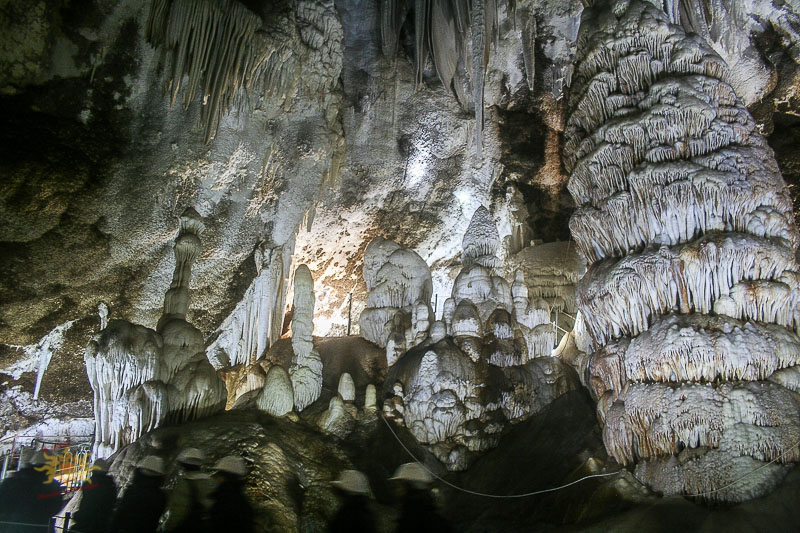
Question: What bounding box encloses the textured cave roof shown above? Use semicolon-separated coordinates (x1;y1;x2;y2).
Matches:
1;0;800;410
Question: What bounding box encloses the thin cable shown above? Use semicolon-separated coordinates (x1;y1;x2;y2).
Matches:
683;437;800;499
380;414;620;498
0;520;49;528
382;414;800;500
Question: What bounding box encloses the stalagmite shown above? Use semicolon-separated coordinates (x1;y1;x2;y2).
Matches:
505;242;586;321
462;206;500;269
257;365;294;417
158;208;204;332
318;396;356;438
565;0;800;501
430;320;447;343
157;209;227;422
359;237;433;356
443;298;456;336
338;372;355;402
85;208;226;458
289;265;323;411
364;384;377;412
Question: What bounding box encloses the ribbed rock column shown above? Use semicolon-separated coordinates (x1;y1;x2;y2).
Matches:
565;0;800;501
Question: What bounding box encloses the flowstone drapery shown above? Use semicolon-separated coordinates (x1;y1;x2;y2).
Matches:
565;0;800;501
206;242;292;369
85;209;226;458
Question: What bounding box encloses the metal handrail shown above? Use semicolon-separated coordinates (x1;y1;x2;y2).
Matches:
0;434;92;443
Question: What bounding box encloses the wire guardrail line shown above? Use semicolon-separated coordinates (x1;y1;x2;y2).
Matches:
379;413;621;498
553;323;571;335
0;519;51;528
380;413;800;500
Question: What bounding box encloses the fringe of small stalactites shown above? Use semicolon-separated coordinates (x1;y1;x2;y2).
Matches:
378;0;503;158
587;313;800;399
146;0;298;143
635;451;792;503
601;381;800;467
575;232;800;348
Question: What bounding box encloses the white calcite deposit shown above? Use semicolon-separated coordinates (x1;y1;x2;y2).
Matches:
85;209;226;458
566;0;800;501
377;207;575;470
359;237;434;365
289;264;324;411
257;365;294;417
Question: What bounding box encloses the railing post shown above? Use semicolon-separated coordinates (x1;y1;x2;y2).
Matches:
1;453;9;480
17;445;26;471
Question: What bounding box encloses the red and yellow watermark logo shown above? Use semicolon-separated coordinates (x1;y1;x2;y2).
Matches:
34;448;100;485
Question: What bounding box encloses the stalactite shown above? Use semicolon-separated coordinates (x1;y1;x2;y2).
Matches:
380;0;406;58
146;0;298;142
471;0;486;158
431;0;460;98
415;0;431;87
377;0;504;158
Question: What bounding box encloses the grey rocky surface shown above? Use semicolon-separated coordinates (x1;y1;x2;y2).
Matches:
4;0;800;521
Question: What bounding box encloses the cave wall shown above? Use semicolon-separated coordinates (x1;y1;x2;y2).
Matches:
3;0;800;460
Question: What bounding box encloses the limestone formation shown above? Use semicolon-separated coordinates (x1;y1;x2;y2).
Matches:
364;384;377;412
384;339;574;470
462;206;501;269
338;372;355;402
85;209;226;457
359;237;433;364
257;365;294;417
380;207;574;469
447;207;555;361
566;0;800;501
289;265;323;411
318;395;356;438
206;242;292;368
378;0;499;156
146;0;300;142
85;321;166;458
505;241;587;338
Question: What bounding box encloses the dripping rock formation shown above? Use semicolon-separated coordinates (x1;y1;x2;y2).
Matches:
5;0;800;529
566;0;800;502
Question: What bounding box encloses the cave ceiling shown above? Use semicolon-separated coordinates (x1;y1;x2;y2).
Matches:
2;0;800;466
